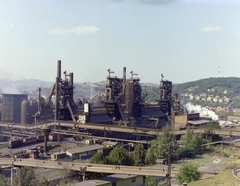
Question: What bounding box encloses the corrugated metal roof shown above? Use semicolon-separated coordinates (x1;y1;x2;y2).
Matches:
74;174;140;186
188;119;210;125
66;144;104;155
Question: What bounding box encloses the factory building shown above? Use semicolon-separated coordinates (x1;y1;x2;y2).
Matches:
66;144;105;160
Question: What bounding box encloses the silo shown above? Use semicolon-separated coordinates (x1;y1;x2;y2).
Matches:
21;99;30;124
1;94;28;123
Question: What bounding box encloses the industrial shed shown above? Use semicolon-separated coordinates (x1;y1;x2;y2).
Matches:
51;151;66;161
66;144;104;160
187;119;211;127
73;174;145;186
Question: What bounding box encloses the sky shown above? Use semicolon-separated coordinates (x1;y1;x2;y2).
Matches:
0;0;240;84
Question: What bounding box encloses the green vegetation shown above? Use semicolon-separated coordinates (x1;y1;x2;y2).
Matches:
90;151;108;164
172;77;240;112
0;174;8;186
150;125;177;160
13;167;37;186
133;143;146;166
202;120;221;130
0;142;8;149
108;146;133;165
182;127;205;148
145;176;158;186
145;148;155;165
188;170;239;186
173;77;240;95
176;163;201;184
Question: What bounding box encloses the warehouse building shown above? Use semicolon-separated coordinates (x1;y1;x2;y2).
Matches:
66;144;104;160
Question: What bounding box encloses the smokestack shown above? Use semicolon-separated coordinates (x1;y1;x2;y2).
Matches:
55;77;59;121
123;67;126;84
57;60;61;78
69;73;74;100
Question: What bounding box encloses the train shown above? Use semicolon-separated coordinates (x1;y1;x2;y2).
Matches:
8;134;64;149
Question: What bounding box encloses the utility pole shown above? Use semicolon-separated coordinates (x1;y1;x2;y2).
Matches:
166;146;171;186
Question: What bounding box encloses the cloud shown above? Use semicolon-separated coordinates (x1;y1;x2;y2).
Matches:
201;26;224;32
50;26;100;35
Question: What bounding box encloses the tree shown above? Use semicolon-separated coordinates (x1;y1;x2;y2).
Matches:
182;126;204;149
13;167;37;186
176;147;195;159
90;151;108;164
203;120;221;130
176;163;201;184
38;177;51;186
145;148;155;165
150;125;177;159
146;177;157;186
0;174;8;186
108;146;133;165
133;143;145;166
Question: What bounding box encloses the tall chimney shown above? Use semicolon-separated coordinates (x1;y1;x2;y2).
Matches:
57;60;61;78
123;67;126;85
55;77;59;122
69;73;74;100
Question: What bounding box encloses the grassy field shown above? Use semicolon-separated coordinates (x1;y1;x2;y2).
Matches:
188;170;240;186
173;143;240;185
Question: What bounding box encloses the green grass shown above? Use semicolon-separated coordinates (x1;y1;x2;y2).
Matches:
188;170;240;186
176;144;240;185
0;143;8;149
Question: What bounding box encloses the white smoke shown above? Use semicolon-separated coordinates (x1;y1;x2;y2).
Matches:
1;82;21;94
185;103;219;121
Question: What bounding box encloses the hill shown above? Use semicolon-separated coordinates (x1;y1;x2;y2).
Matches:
172;77;240;115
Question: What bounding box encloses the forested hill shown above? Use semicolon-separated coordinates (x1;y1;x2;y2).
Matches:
173;77;240;94
172;77;240;111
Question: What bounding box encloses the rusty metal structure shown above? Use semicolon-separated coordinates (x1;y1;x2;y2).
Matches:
1;94;28;123
102;68;143;125
101;69;183;127
30;60;183;129
54;61;78;122
35;60;79;124
156;74;182;116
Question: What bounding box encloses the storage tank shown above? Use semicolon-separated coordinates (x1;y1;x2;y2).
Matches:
21;99;31;124
1;94;28;123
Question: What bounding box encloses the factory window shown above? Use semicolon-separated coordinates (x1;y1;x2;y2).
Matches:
132;177;136;183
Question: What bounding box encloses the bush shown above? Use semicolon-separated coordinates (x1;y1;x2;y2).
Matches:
176;163;201;184
176;147;195;159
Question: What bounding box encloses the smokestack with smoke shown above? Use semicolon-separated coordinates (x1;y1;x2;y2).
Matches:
185;103;219;120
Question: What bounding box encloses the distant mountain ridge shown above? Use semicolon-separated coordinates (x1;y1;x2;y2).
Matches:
0;78;159;89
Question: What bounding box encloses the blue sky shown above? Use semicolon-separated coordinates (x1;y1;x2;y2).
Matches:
0;0;240;84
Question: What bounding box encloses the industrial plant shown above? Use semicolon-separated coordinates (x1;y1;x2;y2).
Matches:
0;60;234;185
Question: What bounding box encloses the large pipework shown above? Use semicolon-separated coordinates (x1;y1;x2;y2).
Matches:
123;67;126;85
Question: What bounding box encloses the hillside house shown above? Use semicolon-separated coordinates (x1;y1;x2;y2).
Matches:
200;93;207;97
207;97;212;102
196;96;200;101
